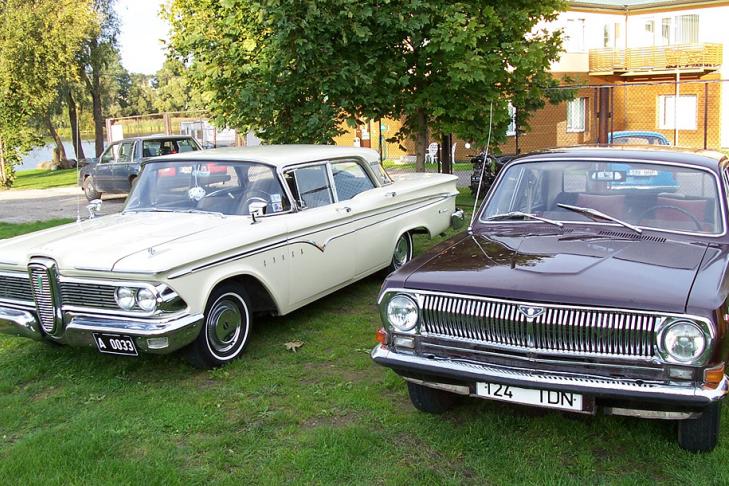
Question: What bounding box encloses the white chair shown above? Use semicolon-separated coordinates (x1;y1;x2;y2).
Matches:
425;142;439;164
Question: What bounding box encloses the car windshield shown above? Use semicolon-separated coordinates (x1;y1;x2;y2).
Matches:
125;161;291;216
480;159;723;235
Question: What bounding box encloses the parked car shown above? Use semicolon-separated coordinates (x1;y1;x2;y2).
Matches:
607;131;678;191
0;145;463;369
609;130;670;146
79;135;202;201
469;152;517;196
373;146;729;452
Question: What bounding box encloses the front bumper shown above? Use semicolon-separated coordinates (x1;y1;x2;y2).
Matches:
372;345;728;408
0;303;203;355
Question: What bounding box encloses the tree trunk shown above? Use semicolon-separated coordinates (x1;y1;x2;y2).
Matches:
414;108;427;173
68;90;85;160
0;136;7;187
46;113;68;167
92;69;104;157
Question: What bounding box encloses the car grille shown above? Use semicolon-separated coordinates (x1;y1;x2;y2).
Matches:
0;273;33;302
27;263;58;334
60;282;118;310
420;293;660;360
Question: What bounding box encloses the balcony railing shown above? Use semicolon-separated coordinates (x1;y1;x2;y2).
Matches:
589;43;723;75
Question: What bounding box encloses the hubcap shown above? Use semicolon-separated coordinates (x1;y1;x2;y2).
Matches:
206;298;243;354
393;235;410;268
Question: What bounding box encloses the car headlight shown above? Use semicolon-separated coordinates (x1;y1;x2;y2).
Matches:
661;320;706;363
114;287;136;311
136;288;158;312
386;294;418;332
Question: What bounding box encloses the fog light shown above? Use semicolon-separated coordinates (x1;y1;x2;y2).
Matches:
146;337;169;350
668;367;694;379
393;336;415;349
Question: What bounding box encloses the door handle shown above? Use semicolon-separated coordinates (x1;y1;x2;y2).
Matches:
336;206;352;213
384;191;397;198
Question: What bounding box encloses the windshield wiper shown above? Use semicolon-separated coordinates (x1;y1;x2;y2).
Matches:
123;207;224;217
485;211;563;228
557;203;642;234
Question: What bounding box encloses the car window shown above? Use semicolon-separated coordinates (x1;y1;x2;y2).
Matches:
331;160;375;200
176;139;199;153
100;144;119;164
117;142;134;163
285;164;333;209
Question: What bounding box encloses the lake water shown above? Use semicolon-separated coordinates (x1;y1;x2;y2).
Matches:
19;140;101;171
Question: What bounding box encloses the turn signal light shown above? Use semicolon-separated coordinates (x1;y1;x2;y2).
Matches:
703;363;725;389
375;328;389;346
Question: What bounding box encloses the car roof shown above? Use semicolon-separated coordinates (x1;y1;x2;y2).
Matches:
115;134;196;143
145;144;382;167
511;145;728;171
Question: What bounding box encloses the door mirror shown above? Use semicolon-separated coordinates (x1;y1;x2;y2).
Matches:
86;199;102;219
248;200;267;223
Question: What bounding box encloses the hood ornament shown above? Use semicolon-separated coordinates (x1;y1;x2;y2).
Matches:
518;305;544;321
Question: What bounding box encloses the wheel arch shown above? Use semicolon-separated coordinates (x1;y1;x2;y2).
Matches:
205;273;280;316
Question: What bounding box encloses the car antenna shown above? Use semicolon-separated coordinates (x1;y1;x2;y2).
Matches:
468;101;494;232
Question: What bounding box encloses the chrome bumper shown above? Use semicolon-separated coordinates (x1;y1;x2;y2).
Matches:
372;346;728;406
0;303;203;354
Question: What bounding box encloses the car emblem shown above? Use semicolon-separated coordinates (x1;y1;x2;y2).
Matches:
518;305;544;321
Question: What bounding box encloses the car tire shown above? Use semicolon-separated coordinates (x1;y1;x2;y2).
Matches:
186;284;253;369
677;401;721;453
83;176;102;201
386;232;413;273
407;381;456;414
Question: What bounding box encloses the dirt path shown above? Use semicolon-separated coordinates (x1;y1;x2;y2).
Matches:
0;186;125;223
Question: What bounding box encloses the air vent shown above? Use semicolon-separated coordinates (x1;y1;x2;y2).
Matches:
598;231;666;243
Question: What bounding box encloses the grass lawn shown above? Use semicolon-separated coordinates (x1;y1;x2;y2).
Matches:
0;219;73;239
2;192;728;484
11;168;78;190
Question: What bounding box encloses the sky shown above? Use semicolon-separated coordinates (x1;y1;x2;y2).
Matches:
116;0;169;75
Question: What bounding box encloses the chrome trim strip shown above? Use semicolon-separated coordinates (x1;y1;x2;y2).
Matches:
476;157;728;238
603;407;700;420
0;271;29;279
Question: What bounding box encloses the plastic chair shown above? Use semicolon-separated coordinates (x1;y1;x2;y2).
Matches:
425;142;439;164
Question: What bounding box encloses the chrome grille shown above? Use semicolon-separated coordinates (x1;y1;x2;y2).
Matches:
0;273;32;302
420;294;661;360
60;282;118;310
27;264;58;333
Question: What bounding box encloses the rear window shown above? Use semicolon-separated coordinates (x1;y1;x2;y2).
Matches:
142;138;200;158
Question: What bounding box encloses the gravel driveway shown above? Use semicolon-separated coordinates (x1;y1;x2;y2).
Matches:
0;186;125;223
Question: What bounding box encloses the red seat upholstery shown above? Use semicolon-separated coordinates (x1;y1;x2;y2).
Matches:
575;193;625;218
656;196;707;223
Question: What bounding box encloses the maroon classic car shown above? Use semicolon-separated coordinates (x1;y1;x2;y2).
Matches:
372;146;729;452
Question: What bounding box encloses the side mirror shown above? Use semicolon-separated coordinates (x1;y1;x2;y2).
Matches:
86;199;102;219
249;200;267;223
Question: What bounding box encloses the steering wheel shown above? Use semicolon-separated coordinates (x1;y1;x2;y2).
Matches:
241;190;272;213
637;205;702;230
201;187;239;199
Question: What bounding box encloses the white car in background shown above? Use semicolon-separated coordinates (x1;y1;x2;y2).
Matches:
0;145;462;368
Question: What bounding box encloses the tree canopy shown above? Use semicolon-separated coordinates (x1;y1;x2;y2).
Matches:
0;0;95;185
168;0;567;167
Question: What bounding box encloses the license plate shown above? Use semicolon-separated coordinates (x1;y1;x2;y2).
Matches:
627;169;658;176
92;333;138;356
476;382;585;412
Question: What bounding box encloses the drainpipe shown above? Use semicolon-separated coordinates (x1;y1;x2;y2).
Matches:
674;68;680;146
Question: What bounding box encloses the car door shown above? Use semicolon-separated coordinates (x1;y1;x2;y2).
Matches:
328;159;385;276
93;143;119;192
284;162;357;307
112;140;136;192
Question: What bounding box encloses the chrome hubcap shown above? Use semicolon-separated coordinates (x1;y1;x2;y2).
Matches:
206;298;243;354
393;235;410;268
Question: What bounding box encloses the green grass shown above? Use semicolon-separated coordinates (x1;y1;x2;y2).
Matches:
0;219;72;239
2;192;728;484
11;168;78;190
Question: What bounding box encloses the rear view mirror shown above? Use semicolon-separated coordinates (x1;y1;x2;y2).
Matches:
249;200;267;223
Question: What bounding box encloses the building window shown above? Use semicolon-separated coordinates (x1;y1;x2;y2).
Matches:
506;102;516;136
564;18;586;52
658;94;697;130
660;14;699;45
567;98;586;133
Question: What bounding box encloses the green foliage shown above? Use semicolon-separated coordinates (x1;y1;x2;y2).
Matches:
168;0;567;148
0;0;94;186
153;58;204;113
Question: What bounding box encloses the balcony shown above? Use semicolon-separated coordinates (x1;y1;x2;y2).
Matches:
589;43;723;76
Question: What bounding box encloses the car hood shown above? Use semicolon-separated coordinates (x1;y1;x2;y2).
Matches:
0;212;282;274
401;231;710;314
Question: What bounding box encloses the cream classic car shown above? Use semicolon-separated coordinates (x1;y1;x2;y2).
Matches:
0;145;462;368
